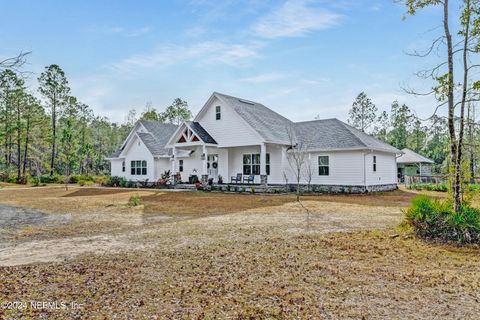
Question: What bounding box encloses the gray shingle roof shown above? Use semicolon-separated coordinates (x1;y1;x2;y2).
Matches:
294;119;401;153
215;92;293;144
107;148;122;158
188;121;217;144
397;148;434;164
108;121;178;158
109;93;401;157
214;92;400;154
138;121;178;156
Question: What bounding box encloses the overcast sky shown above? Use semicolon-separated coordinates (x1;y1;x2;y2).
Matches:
1;0;452;123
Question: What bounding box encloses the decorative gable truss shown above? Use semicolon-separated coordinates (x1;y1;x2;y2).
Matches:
177;127;200;143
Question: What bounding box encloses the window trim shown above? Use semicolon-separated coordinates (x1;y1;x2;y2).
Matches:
122;161;125;172
318;155;329;176
131;160;147;175
373;155;377;172
242;153;270;176
179;159;184;172
215;105;221;120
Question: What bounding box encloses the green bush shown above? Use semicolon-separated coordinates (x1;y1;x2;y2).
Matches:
404;195;480;244
40;174;58;184
78;179;86;186
128;194;142;207
409;183;448;192
93;175;108;185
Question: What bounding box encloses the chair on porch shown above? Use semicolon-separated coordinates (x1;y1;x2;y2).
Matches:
231;173;242;183
243;175;254;184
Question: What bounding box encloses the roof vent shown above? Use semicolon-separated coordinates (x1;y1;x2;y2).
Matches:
238;99;255;105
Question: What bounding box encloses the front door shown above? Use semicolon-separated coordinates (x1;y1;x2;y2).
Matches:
207;154;218;181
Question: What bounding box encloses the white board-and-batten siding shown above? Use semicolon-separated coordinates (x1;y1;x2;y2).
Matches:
196;97;262;148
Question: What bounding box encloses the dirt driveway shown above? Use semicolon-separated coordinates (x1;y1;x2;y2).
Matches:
1;187;479;319
0;187;405;266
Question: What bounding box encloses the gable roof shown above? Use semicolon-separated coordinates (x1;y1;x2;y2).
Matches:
293;119;402;153
136;121;178;156
214;92;293;144
212;92;400;154
397;148;434;164
107;121;178;158
187;121;217;144
108;92;402;158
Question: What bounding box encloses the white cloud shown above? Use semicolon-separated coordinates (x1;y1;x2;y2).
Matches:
252;0;343;39
111;41;262;73
240;72;289;83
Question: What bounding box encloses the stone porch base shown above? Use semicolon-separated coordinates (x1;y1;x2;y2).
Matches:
206;183;398;194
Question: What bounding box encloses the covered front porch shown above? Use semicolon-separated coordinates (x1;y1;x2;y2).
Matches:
167;121;284;185
171;144;276;185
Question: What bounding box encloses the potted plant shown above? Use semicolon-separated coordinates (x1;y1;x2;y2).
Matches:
194;181;202;190
218;175;223;184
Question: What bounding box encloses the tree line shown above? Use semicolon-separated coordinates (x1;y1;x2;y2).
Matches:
0;63;192;184
347;91;476;176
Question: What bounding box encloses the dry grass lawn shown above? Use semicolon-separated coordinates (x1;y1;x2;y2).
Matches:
0;187;479;319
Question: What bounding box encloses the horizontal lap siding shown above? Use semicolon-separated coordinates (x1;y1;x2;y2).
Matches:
122;135;155;182
197;97;261;147
366;152;397;185
155;159;171;181
110;159;123;177
307;151;365;185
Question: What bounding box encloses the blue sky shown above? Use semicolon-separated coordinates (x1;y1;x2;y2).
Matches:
0;0;447;123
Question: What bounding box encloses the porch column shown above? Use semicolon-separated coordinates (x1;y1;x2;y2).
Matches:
260;143;268;185
202;144;208;185
171;147;177;185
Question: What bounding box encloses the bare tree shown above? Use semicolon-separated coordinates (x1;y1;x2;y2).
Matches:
402;0;480;212
285;125;309;201
302;153;314;191
0;52;30;72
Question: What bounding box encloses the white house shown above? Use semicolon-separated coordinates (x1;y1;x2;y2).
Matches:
106;92;402;192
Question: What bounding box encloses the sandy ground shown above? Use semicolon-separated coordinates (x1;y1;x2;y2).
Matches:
1;187;479;319
0;191;402;266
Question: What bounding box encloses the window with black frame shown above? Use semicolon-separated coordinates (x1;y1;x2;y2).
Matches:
131;160;147;175
243;153;269;175
318;156;329;176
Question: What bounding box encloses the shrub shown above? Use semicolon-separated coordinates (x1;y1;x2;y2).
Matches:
128;194;142;207
251;186;256;193
78;179;86;186
31;176;40;187
119;177;127;188
408;183;448;192
404;195;480;244
85;181;94;186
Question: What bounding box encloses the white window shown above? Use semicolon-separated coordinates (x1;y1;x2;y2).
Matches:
131;160;147;175
215;106;221;120
122;161;125;172
373;155;377;172
318;156;329;176
179;159;184;172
